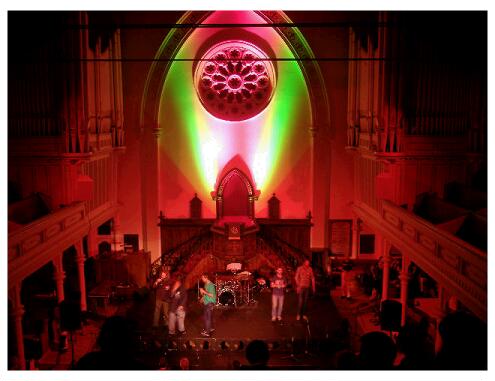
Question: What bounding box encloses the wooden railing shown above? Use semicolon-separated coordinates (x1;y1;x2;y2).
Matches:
353;201;487;321
8;202;88;284
150;229;212;284
257;228;308;270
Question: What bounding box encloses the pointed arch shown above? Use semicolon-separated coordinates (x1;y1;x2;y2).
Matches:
140;10;330;133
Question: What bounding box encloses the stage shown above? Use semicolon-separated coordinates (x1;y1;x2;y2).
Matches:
124;288;347;369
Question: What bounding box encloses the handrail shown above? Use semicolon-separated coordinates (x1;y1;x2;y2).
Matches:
149;228;211;283
9;202;86;263
8;202;88;286
258;228;308;267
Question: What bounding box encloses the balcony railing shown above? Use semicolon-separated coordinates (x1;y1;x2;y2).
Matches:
9;202;87;284
353;200;486;321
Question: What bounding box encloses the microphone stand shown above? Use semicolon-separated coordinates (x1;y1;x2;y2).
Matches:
281;335;301;362
303;318;316;358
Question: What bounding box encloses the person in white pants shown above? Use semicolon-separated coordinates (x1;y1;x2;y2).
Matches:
270;267;288;321
168;274;188;335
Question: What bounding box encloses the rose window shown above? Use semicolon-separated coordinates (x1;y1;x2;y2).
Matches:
194;41;276;121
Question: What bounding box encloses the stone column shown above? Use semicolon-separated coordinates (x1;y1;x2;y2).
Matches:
53;254;65;303
75;240;87;312
381;239;391;301
10;284;26;370
217;196;223;219
399;255;411;326
351;217;360;259
310;124;331;252
248;196;255;219
140;125;162;262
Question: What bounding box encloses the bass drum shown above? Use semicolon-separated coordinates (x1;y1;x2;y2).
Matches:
218;288;236;306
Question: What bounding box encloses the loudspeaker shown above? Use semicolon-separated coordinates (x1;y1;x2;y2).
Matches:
380;299;402;332
60;301;82;331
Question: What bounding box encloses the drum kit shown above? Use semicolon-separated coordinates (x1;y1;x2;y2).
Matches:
197;263;269;308
214;270;264;307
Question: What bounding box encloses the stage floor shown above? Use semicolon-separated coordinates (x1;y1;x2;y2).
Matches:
124;288;346;369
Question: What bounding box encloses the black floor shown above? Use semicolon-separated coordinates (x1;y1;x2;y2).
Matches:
122;288;346;369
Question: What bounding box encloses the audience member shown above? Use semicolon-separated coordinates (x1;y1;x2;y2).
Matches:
434;311;487;370
76;316;148;370
396;319;434;369
241;339;270;369
336;349;359;370
358;331;396;369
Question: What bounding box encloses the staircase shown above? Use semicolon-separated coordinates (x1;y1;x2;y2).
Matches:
256;229;310;284
150;224;312;289
150;229;212;284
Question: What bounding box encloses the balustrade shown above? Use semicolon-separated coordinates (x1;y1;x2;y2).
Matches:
353;200;486;321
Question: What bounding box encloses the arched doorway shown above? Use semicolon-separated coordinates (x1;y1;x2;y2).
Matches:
213;168;259;220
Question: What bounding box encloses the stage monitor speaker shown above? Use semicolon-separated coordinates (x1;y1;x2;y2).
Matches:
60;300;82;331
380;299;402;332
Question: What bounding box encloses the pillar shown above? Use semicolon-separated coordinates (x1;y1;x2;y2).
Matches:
216;196;223;219
248;196;255;219
10;284;26;370
381;238;391;301
140;125;161;262
310;124;331;251
351;217;360;259
399;255;411;326
75;240;87;312
53;254;65;303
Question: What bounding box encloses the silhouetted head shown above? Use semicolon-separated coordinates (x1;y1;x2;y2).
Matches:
336;350;359;370
397;322;426;356
245;340;270;366
436;311;487;369
97;316;137;356
359;331;397;369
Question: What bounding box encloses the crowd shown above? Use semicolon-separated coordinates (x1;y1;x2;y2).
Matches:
75;309;486;370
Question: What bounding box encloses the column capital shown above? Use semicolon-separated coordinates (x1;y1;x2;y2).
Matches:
11;305;25;319
152;127;163;138
53;272;66;282
399;271;410;283
75;254;85;265
309;126;318;138
52;254;64;271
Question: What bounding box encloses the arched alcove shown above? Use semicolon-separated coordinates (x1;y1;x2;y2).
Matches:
139;10;331;258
